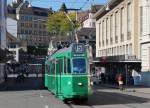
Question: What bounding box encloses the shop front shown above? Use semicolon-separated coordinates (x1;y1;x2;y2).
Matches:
93;55;141;85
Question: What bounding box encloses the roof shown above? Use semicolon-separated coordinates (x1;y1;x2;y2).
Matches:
93;0;123;20
18;6;52;16
90;5;104;13
6;32;18;44
8;1;52;17
77;11;89;23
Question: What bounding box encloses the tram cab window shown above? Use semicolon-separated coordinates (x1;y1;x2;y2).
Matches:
73;58;86;74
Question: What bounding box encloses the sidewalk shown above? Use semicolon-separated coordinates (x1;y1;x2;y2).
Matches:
0;77;44;91
100;84;150;94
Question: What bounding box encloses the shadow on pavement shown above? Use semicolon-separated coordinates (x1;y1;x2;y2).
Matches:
86;91;150;106
0;77;45;91
71;86;150;106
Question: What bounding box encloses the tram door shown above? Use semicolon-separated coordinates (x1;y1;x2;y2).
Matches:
56;58;62;94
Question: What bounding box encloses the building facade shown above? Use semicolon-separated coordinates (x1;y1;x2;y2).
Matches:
94;0;141;84
7;17;17;38
8;0;52;47
140;0;150;72
78;5;103;28
0;0;7;49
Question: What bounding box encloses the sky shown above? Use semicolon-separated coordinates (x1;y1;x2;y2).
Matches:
7;0;106;11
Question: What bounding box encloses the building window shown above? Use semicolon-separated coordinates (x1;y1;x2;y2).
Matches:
140;6;143;35
25;30;28;34
121;7;125;42
127;2;132;40
25;16;28;21
126;44;128;55
21;16;24;20
114;47;116;55
92;22;95;27
120;46;122;55
115;11;119;43
117;46;119;55
21;23;24;27
29;16;32;21
110;15;113;44
99;23;101;47
29;30;32;34
106;18;109;45
34;24;38;28
129;44;132;55
29;23;32;28
102;20;104;46
21;29;24;34
123;45;125;55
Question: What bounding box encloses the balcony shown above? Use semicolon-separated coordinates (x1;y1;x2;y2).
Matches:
140;34;150;44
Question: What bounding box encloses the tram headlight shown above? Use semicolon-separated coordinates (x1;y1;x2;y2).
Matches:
78;82;83;86
68;81;71;85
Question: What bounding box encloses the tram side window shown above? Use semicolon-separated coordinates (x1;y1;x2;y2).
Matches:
46;64;50;74
67;59;71;73
51;63;55;74
64;58;67;74
57;59;63;74
45;65;48;74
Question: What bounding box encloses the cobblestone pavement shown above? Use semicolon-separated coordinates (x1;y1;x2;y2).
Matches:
0;85;150;108
0;77;150;108
0;90;68;108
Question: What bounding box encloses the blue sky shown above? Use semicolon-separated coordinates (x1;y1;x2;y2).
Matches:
8;0;106;11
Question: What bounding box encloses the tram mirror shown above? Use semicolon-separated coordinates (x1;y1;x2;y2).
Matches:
52;59;58;64
55;59;58;63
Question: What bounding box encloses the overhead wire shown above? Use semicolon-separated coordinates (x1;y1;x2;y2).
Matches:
26;0;92;12
79;0;91;10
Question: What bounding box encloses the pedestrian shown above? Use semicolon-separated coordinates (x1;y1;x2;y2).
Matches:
97;68;101;84
4;64;8;82
101;73;105;84
117;74;124;90
25;63;29;77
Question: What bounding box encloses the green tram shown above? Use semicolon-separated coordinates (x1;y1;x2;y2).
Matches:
45;43;91;101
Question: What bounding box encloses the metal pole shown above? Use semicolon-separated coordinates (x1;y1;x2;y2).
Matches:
63;12;79;43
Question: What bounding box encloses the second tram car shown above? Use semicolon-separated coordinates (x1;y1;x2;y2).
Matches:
45;43;91;101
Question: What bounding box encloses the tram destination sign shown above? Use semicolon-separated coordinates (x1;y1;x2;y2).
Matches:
72;43;85;54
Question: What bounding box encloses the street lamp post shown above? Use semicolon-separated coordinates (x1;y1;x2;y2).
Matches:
125;64;128;86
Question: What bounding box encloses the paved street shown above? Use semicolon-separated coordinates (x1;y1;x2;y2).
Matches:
0;83;150;108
